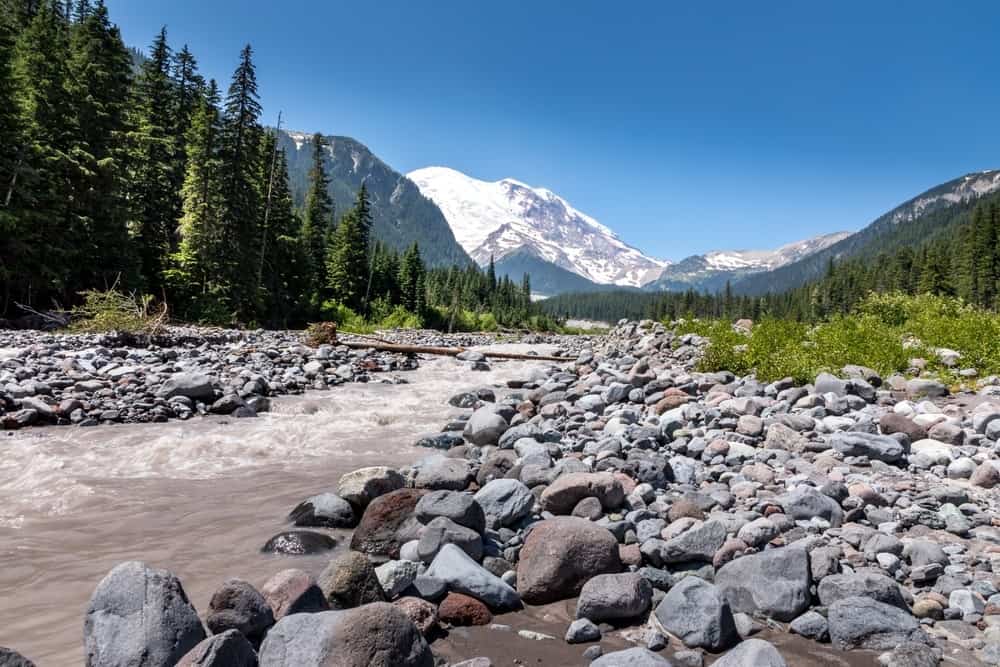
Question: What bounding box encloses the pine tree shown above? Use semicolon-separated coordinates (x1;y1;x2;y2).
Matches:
301;132;334;303
218;43;263;320
0;0;24;310
487;254;497;291
398;242;426;313
326;185;372;311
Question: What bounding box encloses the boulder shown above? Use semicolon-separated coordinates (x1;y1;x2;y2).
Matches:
260;569;328;619
350;488;425;559
318;551;386;609
337;467;406;510
261;531;336;555
778;485;843;527
538;472;625;514
716;548;811;622
176;630;257;667
829;432;907;464
712;639;786;667
257;603;433;667
652;576;738;651
375;560;419;599
415;490;485;534
288;493;355;528
474;479;534;528
650;519;727;565
517;517;622;604
879;413;927;442
425;543;521;611
416;516;483;563
463;408;508;446
0;648;36;667
590;647;674;666
438;592;493;626
575;572;653;622
827;596;927;650
817;572;907;610
412;457;473;491
392;597;438;635
157;373;215;401
205;579;274;646
84;561;206;667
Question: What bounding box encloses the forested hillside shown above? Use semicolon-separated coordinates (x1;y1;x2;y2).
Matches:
0;1;534;330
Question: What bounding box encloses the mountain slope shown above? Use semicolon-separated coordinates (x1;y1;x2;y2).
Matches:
407;166;666;286
646;232;850;293
493;249;603;297
733;170;1000;295
279;132;471;267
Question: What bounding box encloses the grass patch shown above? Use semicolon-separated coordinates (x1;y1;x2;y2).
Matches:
674;293;999;384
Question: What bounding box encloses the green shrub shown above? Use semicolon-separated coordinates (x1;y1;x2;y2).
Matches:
70;288;166;334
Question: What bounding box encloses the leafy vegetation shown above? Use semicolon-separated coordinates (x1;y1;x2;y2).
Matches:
676;293;1000;384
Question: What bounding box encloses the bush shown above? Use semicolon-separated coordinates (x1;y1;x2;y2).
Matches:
70;288;166;335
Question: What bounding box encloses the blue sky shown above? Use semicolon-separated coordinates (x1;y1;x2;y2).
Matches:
106;0;1000;261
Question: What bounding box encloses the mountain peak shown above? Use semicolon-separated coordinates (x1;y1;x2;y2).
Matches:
407;166;665;287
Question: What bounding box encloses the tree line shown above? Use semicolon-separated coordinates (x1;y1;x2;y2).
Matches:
0;1;541;330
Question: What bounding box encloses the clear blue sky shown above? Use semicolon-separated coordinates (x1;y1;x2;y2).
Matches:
106;0;1000;261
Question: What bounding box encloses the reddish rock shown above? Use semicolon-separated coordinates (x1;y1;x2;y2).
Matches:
713;538;748;569
438;593;492;626
393;596;439;635
668;499;705;522
260;568;328;620
350;488;426;558
539;472;625;514
517;517;621;604
619;543;642;567
654;388;691;414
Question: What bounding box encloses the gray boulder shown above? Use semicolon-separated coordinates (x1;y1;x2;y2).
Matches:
828;596;926;650
288;492;355;528
205;579;274;645
716;547;811;621
653;576;738;651
817;572;907;610
415;490;485;534
590;647;674;666
829;432;907;464
474;479;534;528
177;630;257;667
778;485;843;527
425;544;520;611
463;408;508;446
157;373;215;401
257;603;433;667
712;639;786;667
337;467;406;510
84;561;206;667
651;520;726;565
575;572;653;622
416;516;483;563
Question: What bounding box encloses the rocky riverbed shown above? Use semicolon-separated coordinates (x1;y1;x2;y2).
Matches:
4;320;1000;666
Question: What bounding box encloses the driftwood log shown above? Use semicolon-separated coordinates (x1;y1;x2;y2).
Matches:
337;339;570;363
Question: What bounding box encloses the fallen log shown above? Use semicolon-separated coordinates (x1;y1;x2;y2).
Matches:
337;339;571;362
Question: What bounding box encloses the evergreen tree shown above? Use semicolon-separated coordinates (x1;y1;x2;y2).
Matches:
301;132;334;303
398;242;426;313
326;185;372;311
218;43;263;320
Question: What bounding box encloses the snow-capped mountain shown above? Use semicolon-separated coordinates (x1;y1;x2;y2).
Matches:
407;166;668;287
646;232;851;293
889;170;1000;225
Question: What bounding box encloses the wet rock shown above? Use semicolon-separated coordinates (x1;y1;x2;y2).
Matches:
716;547;811;622
653;576;738;651
575;572;653;622
438;592;493;626
261;531;336;555
176;630;257;667
287;492;355;528
425;543;520;611
517;517;622;604
257;603;433;667
350;488;425;559
0;648;36;667
84;561;206;667
318;551;386;609
260;569;328;619
205;579;274;646
828;596;927;650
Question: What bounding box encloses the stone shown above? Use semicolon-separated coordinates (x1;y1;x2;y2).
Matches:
438;592;493;626
816;372;848;396
260;569;328;619
261;531;336;555
654;519;727;564
572;496;604;520
778;485;843;527
84;561;206;667
415;490;485;534
653;576;738;651
157;372;215;401
880;413;927;442
517;517;622;604
818;572;907;610
416;516;483;563
0;648;35;667
877;644;939;667
566;618;601;643
830;431;907;464
288;492;356;528
828;596;926;650
906;379;948;399
425;543;521;611
337;467;406;510
538;472;625;514
412;457;473;491
392;597;438;635
735;517;779;548
350;488;425;559
575;572;653;622
715;547;811;622
972;462;1000;489
256;603;433;667
590;647;674;666
463;408;508;446
712;639;787;667
318;551;386;609
790;611;829;641
176;630;257;667
375;560;419;599
205;579;274;646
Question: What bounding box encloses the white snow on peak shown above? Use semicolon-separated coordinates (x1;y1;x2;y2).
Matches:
407;166;666;286
890;170;1000;225
702;232;853;272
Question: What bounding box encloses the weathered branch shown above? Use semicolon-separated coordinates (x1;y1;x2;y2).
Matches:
337;339;570;362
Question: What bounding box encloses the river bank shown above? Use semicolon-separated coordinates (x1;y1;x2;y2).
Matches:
3;321;1000;666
